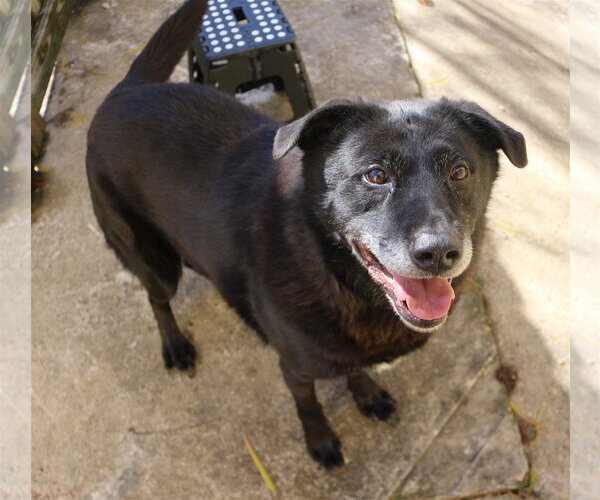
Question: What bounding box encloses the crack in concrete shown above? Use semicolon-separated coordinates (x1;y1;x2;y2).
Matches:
476;282;536;496
393;351;498;495
478;283;506;363
127;423;204;436
450;412;510;495
388;0;424;98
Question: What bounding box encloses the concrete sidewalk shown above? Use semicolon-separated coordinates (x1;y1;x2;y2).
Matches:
30;0;568;498
570;1;600;498
393;1;570;497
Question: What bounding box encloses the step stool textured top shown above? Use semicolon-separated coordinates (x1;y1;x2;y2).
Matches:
201;0;295;59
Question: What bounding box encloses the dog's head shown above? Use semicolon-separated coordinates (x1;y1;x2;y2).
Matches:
273;97;527;333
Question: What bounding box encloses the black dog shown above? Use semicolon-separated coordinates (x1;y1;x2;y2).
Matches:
87;0;527;468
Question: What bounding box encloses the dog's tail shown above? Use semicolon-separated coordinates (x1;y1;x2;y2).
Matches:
117;0;208;90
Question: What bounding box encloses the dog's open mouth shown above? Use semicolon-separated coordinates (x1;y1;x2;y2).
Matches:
352;241;455;331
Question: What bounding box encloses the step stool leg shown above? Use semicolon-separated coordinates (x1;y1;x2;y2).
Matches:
208;57;256;95
259;45;316;120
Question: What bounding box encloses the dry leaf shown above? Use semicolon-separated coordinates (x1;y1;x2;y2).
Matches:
427;75;449;85
243;434;278;497
496;221;528;236
127;43;146;56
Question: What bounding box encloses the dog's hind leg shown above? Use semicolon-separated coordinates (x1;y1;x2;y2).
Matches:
347;370;396;421
89;179;197;372
149;295;197;372
108;227;197;372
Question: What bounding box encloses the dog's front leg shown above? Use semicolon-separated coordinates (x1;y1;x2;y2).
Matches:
347;370;396;421
280;361;344;469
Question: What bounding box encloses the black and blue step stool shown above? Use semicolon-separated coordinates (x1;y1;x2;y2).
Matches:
188;0;316;120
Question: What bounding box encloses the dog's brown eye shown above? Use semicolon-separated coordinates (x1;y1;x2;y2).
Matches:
450;163;469;181
365;167;389;185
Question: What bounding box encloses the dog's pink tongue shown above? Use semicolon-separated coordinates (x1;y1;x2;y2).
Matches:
392;275;455;320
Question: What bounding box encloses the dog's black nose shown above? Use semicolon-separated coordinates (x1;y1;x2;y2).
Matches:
410;232;462;273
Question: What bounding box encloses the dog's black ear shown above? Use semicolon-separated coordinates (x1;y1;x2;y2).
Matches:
273;98;367;160
451;100;528;168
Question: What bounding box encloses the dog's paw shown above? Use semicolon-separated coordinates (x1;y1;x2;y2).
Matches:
162;338;197;372
307;434;344;469
355;389;396;421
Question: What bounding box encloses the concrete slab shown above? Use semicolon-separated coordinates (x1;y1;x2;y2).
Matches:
282;0;419;102
570;1;600;498
393;0;570;497
32;0;528;498
0;75;31;499
399;370;527;498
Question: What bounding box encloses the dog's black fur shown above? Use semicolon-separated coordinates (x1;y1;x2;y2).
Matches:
87;0;527;468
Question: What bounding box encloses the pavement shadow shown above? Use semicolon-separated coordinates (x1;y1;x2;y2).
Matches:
480;238;571;495
399;0;568;168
